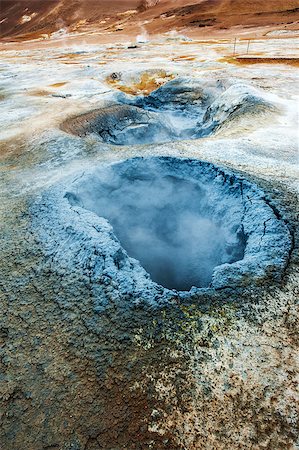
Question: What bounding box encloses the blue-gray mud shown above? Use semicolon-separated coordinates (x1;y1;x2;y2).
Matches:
32;157;291;299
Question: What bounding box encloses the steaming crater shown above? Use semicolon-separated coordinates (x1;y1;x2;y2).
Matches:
33;157;292;297
60;80;275;145
67;170;246;290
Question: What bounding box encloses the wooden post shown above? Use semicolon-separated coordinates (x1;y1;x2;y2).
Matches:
247;39;251;54
233;38;237;56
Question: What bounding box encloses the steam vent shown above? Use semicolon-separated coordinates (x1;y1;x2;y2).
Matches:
27;153;296;449
61;80;274;145
33;157;291;296
1;2;299;449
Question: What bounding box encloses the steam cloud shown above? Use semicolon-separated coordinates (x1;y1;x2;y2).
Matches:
138;0;160;12
71;166;245;290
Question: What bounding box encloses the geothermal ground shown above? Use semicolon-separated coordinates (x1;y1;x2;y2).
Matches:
0;30;299;450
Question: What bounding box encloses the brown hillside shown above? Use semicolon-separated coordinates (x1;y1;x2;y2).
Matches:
1;0;299;40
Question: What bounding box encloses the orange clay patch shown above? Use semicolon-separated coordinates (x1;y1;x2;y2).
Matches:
57;53;83;60
106;71;175;96
180;40;228;45
172;55;196;61
29;89;51;97
219;56;299;67
61;61;81;65
50;82;68;88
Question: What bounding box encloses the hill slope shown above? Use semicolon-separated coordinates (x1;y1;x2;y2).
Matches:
1;0;299;40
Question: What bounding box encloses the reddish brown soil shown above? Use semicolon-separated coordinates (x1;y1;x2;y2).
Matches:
219;56;299;67
1;1;299;42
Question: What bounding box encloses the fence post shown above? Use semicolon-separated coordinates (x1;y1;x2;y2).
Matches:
233;38;237;56
247;39;251;54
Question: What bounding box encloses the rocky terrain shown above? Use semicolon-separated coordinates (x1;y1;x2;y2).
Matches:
0;4;299;450
1;0;299;41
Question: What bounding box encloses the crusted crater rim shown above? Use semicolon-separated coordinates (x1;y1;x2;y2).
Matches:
31;157;292;303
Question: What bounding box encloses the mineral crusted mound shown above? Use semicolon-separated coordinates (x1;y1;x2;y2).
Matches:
133;76;222;111
32;157;292;297
61;79;276;145
60;104;175;145
199;83;276;136
133;78;276;137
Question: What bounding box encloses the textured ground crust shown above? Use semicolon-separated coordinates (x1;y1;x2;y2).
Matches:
0;37;298;450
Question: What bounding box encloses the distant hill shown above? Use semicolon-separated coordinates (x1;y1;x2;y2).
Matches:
1;0;299;40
